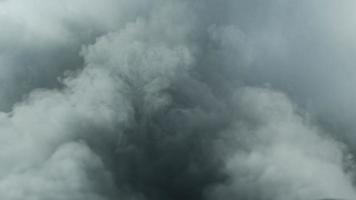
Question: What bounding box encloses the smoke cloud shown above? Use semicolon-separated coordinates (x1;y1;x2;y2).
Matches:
0;0;356;200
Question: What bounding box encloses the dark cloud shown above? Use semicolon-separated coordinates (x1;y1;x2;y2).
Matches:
0;0;355;200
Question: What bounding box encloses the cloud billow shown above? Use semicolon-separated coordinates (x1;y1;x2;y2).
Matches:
0;0;355;200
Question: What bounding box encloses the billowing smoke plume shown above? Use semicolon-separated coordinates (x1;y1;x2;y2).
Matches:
0;0;356;200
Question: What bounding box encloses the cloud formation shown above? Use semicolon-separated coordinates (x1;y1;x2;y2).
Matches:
0;0;356;200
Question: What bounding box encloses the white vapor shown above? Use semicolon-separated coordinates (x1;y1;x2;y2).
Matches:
0;0;355;200
210;87;356;200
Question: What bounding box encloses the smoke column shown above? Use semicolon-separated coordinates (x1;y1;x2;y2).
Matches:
0;0;356;199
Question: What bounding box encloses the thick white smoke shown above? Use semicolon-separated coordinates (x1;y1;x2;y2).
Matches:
0;0;355;200
210;87;356;200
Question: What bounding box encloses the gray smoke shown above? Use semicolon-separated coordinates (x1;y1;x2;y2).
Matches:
0;0;356;200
